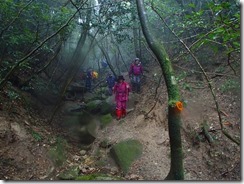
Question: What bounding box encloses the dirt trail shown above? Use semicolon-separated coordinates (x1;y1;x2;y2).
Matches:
95;105;171;179
91;69;241;181
0;66;240;181
92;71;173;180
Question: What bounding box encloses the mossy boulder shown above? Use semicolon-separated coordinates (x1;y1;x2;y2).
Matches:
99;114;113;129
62;101;83;116
58;167;79;180
85;100;113;115
62;112;99;144
86;100;102;113
100;101;113;115
76;120;98;144
105;95;116;105
75;173;122;180
63;112;84;126
48;138;67;167
110;139;143;173
95;87;108;99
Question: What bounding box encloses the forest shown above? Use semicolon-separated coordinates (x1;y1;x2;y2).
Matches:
0;0;241;181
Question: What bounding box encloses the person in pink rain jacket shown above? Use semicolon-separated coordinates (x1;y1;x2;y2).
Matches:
113;75;130;120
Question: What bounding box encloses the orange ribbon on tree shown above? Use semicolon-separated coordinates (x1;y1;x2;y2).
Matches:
175;101;183;112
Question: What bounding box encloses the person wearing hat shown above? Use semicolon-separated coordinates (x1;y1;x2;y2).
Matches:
129;58;143;93
113;75;130;120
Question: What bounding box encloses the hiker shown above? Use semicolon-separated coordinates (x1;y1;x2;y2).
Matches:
101;60;108;68
106;73;116;96
85;68;92;92
92;71;98;79
113;75;130;120
129;58;143;93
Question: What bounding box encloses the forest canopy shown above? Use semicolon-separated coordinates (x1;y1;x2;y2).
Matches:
0;0;240;181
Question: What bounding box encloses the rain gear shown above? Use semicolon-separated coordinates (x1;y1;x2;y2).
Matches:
106;74;116;95
113;77;130;120
129;61;143;93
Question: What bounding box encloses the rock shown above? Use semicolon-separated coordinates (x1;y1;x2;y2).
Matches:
100;101;113;115
77;121;97;144
80;150;87;156
62;112;99;144
100;114;113;129
105;96;115;105
76;173;122;180
58;167;79;180
134;115;145;128
86;100;102;113
126;174;140;180
127;108;134;114
156;139;164;145
101;94;107;100
99;139;113;148
62;101;83;115
110;167;119;173
10;122;28;140
110;139;143;173
73;155;81;161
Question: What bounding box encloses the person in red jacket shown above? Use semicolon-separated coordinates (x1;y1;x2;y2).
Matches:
129;58;143;93
113;75;130;120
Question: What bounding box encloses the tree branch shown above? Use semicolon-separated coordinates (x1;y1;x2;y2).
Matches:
0;0;34;38
151;4;240;145
0;4;85;90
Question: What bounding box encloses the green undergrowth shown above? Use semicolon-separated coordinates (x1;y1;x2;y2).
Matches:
75;173;123;180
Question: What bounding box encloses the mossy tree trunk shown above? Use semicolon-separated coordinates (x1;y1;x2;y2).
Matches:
132;9;140;58
136;0;184;180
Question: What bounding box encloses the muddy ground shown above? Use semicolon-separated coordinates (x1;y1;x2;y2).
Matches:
0;64;241;181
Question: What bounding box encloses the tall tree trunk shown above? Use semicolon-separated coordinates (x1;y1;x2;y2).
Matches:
49;3;93;122
136;0;184;180
111;35;129;72
132;5;140;58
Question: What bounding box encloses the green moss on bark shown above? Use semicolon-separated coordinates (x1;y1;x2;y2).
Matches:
136;0;184;179
165;106;184;180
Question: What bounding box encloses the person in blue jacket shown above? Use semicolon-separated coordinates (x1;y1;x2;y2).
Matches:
106;73;116;95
